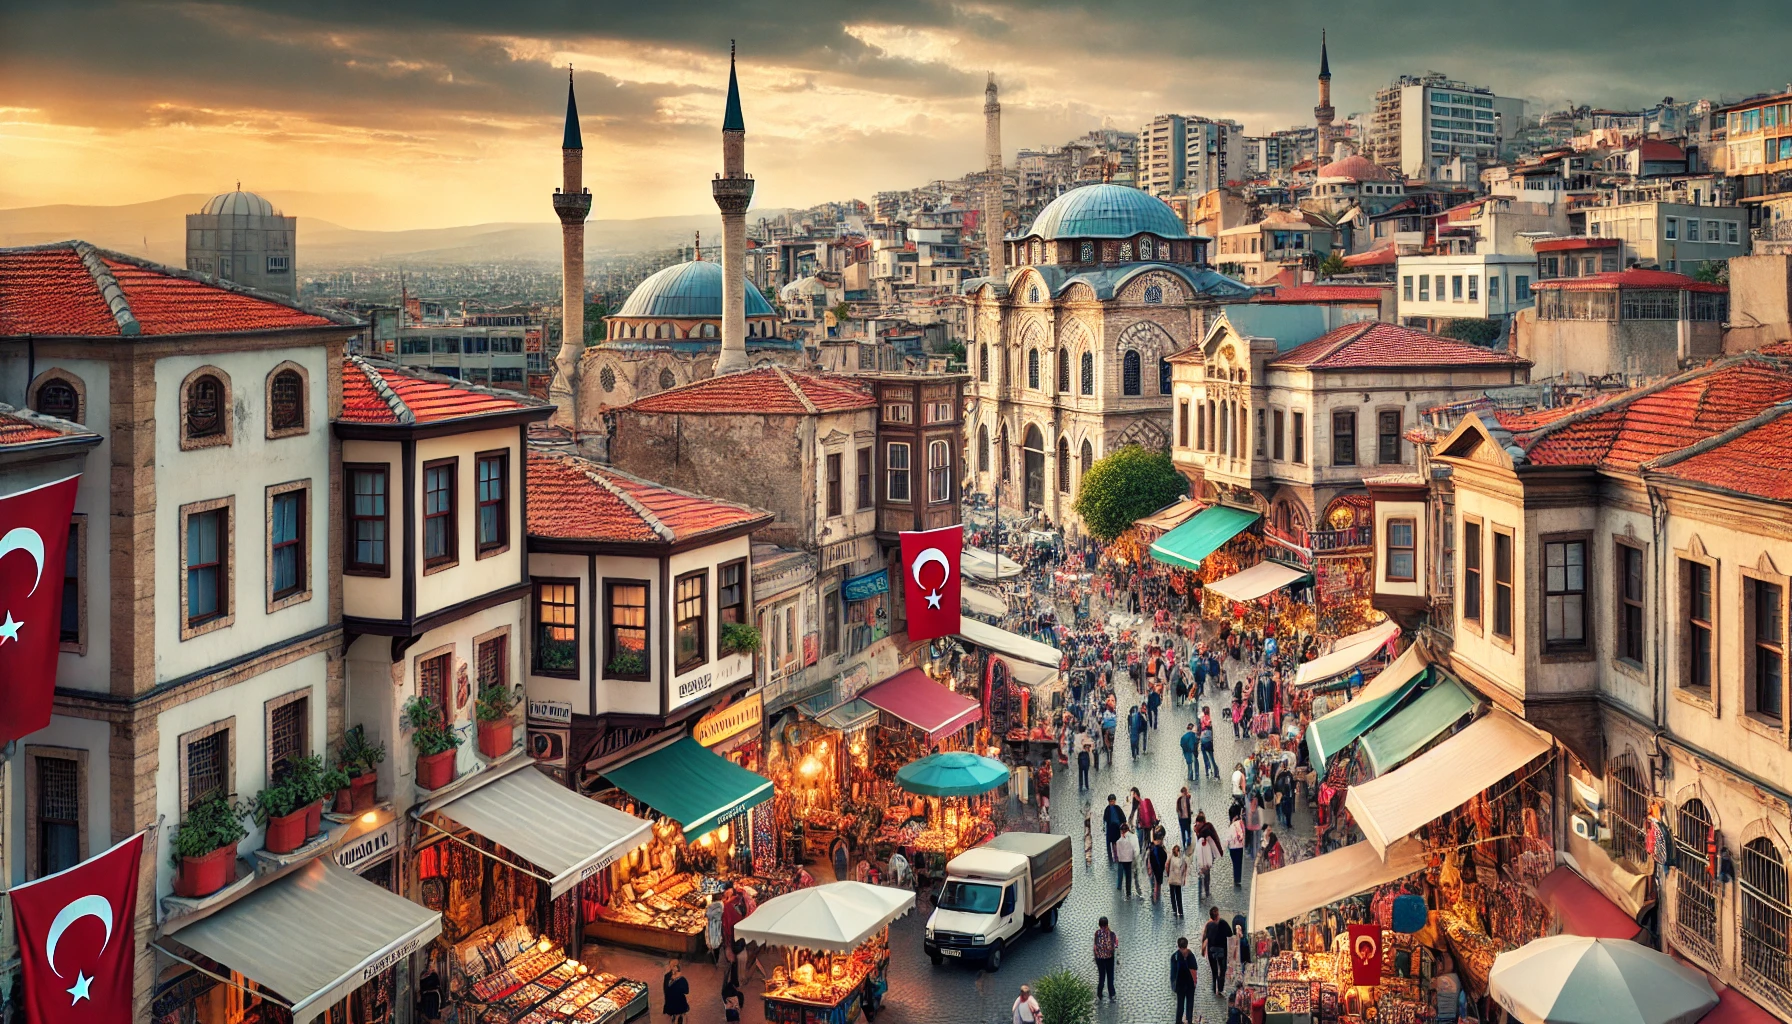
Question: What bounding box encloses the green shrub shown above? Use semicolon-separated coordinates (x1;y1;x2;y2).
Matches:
721;622;762;655
170;795;248;865
1071;444;1188;542
1033;969;1094;1024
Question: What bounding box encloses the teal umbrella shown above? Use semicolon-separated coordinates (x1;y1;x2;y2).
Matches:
895;752;1009;797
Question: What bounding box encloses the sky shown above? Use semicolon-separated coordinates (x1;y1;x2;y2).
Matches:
5;0;1792;230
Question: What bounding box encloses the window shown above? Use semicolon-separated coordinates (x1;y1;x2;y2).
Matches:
268;694;308;779
1255;410;1266;456
823;588;841;656
856;447;873;509
423;458;457;569
476;452;508;555
603;579;650;678
346;465;389;574
1159;358;1173;395
826;453;843;517
476;633;507;689
1291;412;1305;464
534;580;579;677
1377;410;1402;464
1493;530;1513;640
185;729;228;811
887;443;911;502
1488;275;1500;299
674;570;707;673
1685;218;1699;242
1748;578;1785;721
1516;275;1531;300
1617;542;1645;665
1080;439;1093;481
1056;347;1070;392
1452;275;1463;300
1386;519;1416;581
267;255;290;273
1273;410;1285;461
1544;539;1587;650
1682;559;1714;693
1177;401;1189;447
1674;799;1721;964
927;440;952;503
1057;437;1071;492
1331;409;1356;466
34;754;80;877
268;368;305;434
269;488;306;602
185;506;228;629
1608;757;1650;864
718;561;746;626
978;343;989;383
1418;276;1430;301
1467;275;1479;301
1027;349;1039;390
977;427;989;473
34;376;80;422
1080;241;1094;262
883;402;913;424
1740;838;1792;1003
1403;275;1414;302
60;519;82;649
1122;351;1141;395
1665;217;1679;240
185;372;227;443
1080;352;1094;395
1729;222;1741;245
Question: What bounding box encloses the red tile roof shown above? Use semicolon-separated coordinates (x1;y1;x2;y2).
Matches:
1269;321;1528;371
1532;237;1621;254
0;241;351;337
339;355;550;425
1649;406;1792;501
1342;246;1398;267
1254;284;1388;304
1633;140;1686;161
1531;268;1727;293
0;405;99;450
626;366;875;415
526;449;771;544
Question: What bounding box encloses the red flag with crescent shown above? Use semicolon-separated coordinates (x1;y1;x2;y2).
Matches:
10;830;146;1024
1347;923;1383;986
0;474;81;746
900;524;962;643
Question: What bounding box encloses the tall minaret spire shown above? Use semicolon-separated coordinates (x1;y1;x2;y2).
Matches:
1314;30;1336;161
983;73;1005;284
550;65;593;426
713;41;754;375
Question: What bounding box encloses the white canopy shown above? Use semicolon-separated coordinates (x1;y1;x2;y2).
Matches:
961;547;1022;581
735;881;917;952
960;585;1008;618
1346;708;1553;856
957;617;1062;669
1248;837;1429;931
1294;619;1401;686
1205;560;1309;603
1489;935;1717;1024
1136;498;1204;533
1004;658;1060;689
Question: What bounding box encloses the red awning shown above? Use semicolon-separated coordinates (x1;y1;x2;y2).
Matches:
1536;865;1643;940
1698;983;1783;1024
858;669;983;742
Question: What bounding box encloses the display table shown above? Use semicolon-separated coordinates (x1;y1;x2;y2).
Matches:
461;932;649;1024
762;943;888;1024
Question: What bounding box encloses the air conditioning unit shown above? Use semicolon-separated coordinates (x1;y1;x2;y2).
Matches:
1572;814;1596;841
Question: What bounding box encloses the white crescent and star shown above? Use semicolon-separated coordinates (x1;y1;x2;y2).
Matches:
45;893;113;1008
909;547;952;609
1354;933;1378;963
0;526;46;648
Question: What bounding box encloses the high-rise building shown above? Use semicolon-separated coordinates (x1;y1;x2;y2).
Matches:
1368;73;1525;182
1138;114;1188;197
185;188;297;299
1185;117;1246;195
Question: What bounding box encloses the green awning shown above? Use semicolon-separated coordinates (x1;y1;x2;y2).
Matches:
1360;678;1481;776
1149;505;1261;570
604;737;773;840
1306;666;1427;771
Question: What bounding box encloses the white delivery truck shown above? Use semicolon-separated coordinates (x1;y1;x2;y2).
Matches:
923;831;1073;971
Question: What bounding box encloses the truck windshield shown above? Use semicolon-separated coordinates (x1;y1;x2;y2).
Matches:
935;881;1003;914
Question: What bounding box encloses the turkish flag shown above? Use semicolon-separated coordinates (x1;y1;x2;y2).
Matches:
1347;923;1383;986
11;830;147;1024
900;524;963;642
0;474;81;746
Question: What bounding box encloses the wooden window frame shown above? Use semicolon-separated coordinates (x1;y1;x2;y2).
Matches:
177;718;236;814
825;451;843;518
927;439;953;504
887;442;911;503
60;514;87;655
29;369;85;424
266;480;312;612
414;647;452;727
1385;518;1417;582
179;365;234;451
179;496;235;641
24;746;89;880
1742;567;1788;731
1272;408;1285;461
474;625;512;691
474;449;510;558
1540;532;1592;658
534;578;582;680
1331;408;1357;467
1492;527;1515;645
1291;411;1306;465
422;456;458;573
823;587;841;656
264;688;311;780
855;447;873;510
1679;554;1718;703
1377;408;1403;465
1462;517;1483;632
602;578;650;681
718;559;748;627
674;568;709;675
264;360;310;439
1615;538;1646;669
345;463;391;577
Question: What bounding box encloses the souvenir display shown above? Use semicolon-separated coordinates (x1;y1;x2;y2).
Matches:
761;929;892;1024
452;927;649;1024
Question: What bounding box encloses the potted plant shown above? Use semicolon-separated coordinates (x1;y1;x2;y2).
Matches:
403;697;462;791
720;622;762;657
322;763;352;815
474;684;519;759
287;754;327;838
251;777;307;854
170;795;248;897
606;650;646;677
339;725;385;812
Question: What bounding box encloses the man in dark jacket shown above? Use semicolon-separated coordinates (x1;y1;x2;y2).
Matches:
1180;723;1198;781
1102;794;1126;863
1170;937;1200;1024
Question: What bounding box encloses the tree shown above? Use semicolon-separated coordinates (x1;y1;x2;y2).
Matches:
1316;252;1349;279
1072;444;1188;542
1692;260;1729;285
829;300;853;324
583;301;609;344
1032;969;1094;1024
1440;318;1501;347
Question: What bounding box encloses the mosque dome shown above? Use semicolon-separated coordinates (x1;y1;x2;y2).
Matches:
201;189;281;217
1024;184;1189;241
615;259;775;319
1316;154;1395;182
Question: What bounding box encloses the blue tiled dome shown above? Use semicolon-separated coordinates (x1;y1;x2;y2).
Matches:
615;260;775;319
1025;184;1189;241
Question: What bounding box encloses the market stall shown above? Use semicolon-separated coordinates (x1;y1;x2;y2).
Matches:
856;669;983;749
1148;504;1260;571
1294;620;1402;688
1203;559;1311;604
457;923;650;1024
767;699;882;872
886;752;1005;883
738;883;916;1024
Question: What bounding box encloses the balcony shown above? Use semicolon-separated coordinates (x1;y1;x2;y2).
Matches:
1310;524;1373;554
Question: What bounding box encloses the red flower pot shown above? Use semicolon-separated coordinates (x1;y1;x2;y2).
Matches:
416;749;457;791
333;787;352;814
305;799;323;839
264;806;307;854
477;719;513;759
174;844;236;898
350;772;377;812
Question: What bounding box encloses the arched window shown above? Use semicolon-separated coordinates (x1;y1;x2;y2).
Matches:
977;425;990;473
1028;285;1041;303
701;322;717;338
1741;836;1791;998
1080;352;1094;395
184;372;228;446
1057;437;1071;492
928;440;952;502
978;343;990;383
998;425;1010;482
1079;242;1094;263
268;368;305;433
1122;351;1141;396
1139;238;1153;260
1027;349;1040;390
1609;757;1650;864
1159;357;1173;395
1056;347;1070;392
33;376;79;422
1119;242;1133;261
1143;284;1163;304
1080;439;1093;481
1674;798;1720;962
1031;241;1042;263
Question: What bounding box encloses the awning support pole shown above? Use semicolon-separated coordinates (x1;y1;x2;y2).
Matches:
151;942;296;1011
412;814;557;886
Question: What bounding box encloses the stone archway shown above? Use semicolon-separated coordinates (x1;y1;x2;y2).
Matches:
1023;424;1046;510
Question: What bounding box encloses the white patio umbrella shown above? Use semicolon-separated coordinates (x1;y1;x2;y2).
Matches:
734;882;917;952
1488;935;1717;1024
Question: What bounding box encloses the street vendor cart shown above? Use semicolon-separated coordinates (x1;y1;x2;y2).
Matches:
737;882;916;1024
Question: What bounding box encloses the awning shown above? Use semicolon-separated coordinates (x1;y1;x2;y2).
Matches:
1136;497;1204;533
1359;677;1481;775
858;668;983;741
736;882;916;953
1699;982;1783;1024
1004;659;1060;689
1205;560;1311;603
1305;663;1427;771
605;737;774;840
961;585;1007;618
1294;620;1402;686
957;617;1062;669
156;859;442;1024
1346;708;1553;856
1248;837;1429;931
1536;866;1644;941
1149;505;1260;570
961;547;1022;581
431;761;652;898
815;697;880;732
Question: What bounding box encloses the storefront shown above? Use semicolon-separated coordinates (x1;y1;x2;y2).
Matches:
953;619;1061;754
738;882;916;1024
765;697;882;874
842;569;890;655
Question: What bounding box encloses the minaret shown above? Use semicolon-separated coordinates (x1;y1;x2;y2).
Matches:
713;42;754;375
550;67;592;427
1314;30;1336;161
983;74;1006;283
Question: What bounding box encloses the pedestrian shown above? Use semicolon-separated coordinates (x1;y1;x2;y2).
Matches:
1147;833;1168;902
662;960;690;1024
1201;907;1231;997
1103;795;1125;863
1076;730;1093;790
1166;843;1189;918
1200;710;1220;780
1114;825;1139;899
1176;786;1194;849
1276;765;1296;829
1230;763;1247;810
1083;814;1095;867
1127;706;1143;758
1012;984;1042;1024
1180;722;1198;781
1036;759;1052;817
1093;917;1118;1000
705;896;725;965
1171;936;1201;1024
1262;830;1285;870
1101;706;1116;758
1147;685;1163;730
1195;825;1218;901
1244;790;1262;857
1227;813;1246;887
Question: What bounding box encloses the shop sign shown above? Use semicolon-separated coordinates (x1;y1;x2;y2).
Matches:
842;569;889;602
695;693;764;747
840;662;872;698
363;933;428;983
754;553;816;599
673;669;717;707
823;538;863;569
336;820;399;873
528;698;573;724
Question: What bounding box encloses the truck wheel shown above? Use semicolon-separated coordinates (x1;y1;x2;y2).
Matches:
1042;906;1059;931
930;954;943;966
985;940;1005;972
